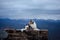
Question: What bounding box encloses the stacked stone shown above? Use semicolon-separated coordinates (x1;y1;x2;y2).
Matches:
5;29;48;40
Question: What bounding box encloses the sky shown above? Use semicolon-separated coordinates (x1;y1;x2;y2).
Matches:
0;0;60;20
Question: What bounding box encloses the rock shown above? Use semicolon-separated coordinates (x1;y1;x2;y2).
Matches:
5;29;48;40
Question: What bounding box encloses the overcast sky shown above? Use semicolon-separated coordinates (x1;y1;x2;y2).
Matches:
0;0;60;20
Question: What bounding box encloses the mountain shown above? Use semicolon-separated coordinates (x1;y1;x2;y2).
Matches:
0;18;29;29
0;18;60;29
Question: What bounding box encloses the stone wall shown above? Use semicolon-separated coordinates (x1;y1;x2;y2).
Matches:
5;29;48;40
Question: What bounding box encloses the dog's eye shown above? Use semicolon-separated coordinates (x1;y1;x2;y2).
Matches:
32;22;34;24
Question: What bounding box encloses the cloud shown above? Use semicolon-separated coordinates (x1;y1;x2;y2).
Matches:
0;0;60;20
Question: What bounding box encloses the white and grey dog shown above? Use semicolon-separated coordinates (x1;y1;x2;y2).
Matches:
19;20;40;32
